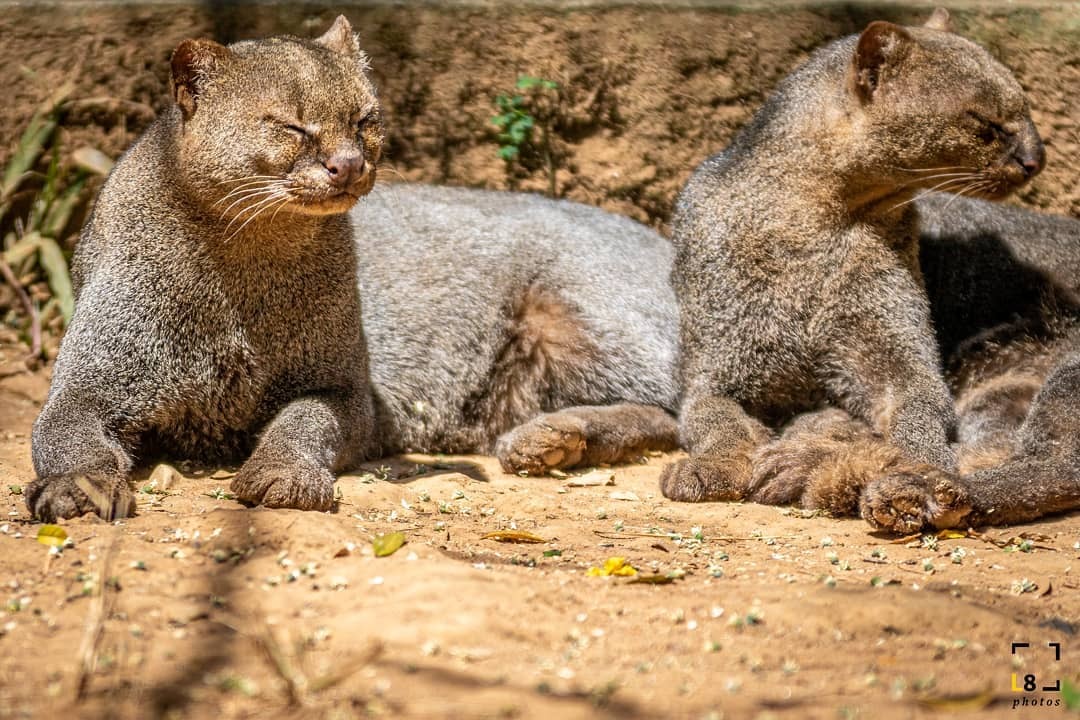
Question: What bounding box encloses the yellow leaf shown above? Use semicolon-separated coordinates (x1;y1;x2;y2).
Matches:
481;530;546;544
937;530;967;540
587;556;637;577
372;531;406;557
36;524;68;547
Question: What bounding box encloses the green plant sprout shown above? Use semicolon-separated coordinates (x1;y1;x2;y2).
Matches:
491;75;560;197
1;80;112;357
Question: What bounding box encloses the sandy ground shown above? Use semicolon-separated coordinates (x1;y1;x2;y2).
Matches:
1;356;1078;719
2;3;1080;718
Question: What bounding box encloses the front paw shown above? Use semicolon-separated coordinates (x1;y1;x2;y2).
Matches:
495;418;586;475
660;454;752;503
26;474;135;522
860;469;972;534
748;441;827;505
230;455;335;511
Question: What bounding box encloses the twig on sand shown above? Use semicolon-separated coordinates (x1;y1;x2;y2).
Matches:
0;255;41;360
73;489;121;702
220;617;383;706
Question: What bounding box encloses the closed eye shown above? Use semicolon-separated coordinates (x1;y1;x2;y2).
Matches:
353;107;383;129
967;112;1008;143
264;115;308;138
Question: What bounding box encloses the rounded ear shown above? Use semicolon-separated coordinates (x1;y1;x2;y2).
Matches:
171;39;232;121
851;21;914;104
923;8;953;32
316;15;361;57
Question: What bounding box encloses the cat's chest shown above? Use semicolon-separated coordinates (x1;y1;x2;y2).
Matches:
817;223;921;282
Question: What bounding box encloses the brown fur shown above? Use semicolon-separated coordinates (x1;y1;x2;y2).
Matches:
750;410;970;533
475;290;679;473
465;288;600;435
497;403;679;475
746;191;1080;533
27;18;385;521
751;324;1079;532
662;12;1045;533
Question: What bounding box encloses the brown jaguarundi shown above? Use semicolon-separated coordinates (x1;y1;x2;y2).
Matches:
26;17;679;521
752;192;1080;533
662;8;1080;532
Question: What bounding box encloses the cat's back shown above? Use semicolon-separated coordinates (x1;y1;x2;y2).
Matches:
918;195;1080;359
355;183;674;323
919;195;1080;296
353;183;679;448
356;183;670;269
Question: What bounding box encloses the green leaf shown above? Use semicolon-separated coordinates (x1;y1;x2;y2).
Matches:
494;95;523;112
508;127;527;145
372;531;406;557
1;82;74;207
34;235;75;324
8;485;22;495
26;147;62;234
516;75;539;89
1062;678;1080;711
41;173;86;239
497;146;519;161
543;549;562;557
36;524;68;547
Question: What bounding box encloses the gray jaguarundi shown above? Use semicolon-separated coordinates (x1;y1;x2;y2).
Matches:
26;18;679;521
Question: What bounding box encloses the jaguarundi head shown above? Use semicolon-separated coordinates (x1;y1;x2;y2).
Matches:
170;15;385;227
849;8;1044;200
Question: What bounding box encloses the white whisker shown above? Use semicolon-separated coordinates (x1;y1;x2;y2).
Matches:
226;195;292;242
218;187;287;219
897;165;976;174
942;180;991;211
268;194;295;225
897;171;978;191
887;176;973;213
215;174;280;186
214;181;287;209
222;191;288;236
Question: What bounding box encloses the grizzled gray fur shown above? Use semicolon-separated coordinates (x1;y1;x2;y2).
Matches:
743;193;1080;533
355;183;679;470
27;19;679;521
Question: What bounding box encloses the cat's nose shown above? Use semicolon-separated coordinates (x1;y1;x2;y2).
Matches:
322;152;366;187
1014;124;1046;179
1016;146;1045;178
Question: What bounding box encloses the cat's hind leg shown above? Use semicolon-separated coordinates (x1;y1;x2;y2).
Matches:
495;403;678;475
956;349;1080;525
